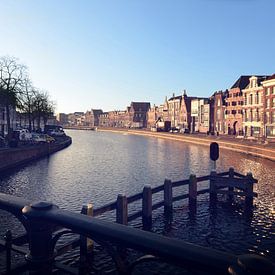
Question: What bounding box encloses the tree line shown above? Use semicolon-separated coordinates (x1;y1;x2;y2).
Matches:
0;56;55;137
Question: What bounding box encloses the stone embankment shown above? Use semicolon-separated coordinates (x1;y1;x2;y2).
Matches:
98;128;275;162
0;136;72;173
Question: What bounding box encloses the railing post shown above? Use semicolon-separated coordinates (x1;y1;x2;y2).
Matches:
116;194;128;225
228;167;234;202
4;230;12;274
164;179;173;214
189;174;197;213
80;204;94;263
210;171;217;204
22;202;57;274
245;172;254;208
142;185;152;229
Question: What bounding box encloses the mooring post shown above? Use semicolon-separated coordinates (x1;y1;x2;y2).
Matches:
245;172;254;208
22;202;57;275
80;203;94;263
142;185;152;229
116;194;128;225
210;171;217;204
228;167;234;202
4;230;12;274
164;179;173;214
189;174;197;213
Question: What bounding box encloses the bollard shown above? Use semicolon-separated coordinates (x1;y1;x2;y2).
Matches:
164;179;173;214
116;194;128;225
142;185;152;229
22;201;58;275
228;167;234;202
189;174;197;213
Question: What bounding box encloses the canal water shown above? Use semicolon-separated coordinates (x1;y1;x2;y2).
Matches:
0;129;274;272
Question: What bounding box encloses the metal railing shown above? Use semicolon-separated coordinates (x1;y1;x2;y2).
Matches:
0;171;274;275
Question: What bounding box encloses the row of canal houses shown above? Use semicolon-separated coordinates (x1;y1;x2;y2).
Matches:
60;74;275;140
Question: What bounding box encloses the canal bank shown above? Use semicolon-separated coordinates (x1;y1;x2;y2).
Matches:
98;128;275;162
0;136;72;173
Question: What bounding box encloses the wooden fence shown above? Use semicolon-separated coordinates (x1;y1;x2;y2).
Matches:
82;167;258;227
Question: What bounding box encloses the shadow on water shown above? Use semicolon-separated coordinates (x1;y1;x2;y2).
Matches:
0;130;274;272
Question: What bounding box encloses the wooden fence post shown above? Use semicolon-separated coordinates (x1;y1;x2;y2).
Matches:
228;167;234;202
142;185;152;229
245;172;254;208
164;179;173;213
80;204;94;263
116;194;128;225
210;171;217;204
189;174;197;212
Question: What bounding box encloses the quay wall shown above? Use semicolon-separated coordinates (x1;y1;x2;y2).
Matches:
0;137;72;173
98;128;275;162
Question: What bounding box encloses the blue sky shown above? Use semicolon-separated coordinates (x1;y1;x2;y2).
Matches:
0;0;274;113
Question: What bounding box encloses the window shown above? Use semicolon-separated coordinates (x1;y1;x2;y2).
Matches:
266;112;270;123
255;109;259;121
267;99;270;108
272;112;275;123
255;92;259;104
267;88;270;96
273;86;275;94
250;94;253;105
217;109;221;120
273;98;275;107
232;110;236;115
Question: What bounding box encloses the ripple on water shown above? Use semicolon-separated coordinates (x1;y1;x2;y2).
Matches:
0;130;274;272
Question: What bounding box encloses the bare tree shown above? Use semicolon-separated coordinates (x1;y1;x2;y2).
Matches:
0;56;27;136
32;90;55;131
17;78;36;131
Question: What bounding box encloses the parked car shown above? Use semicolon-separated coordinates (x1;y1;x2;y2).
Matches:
180;128;190;134
169;127;179;133
45;134;55;143
32;133;55;144
32;133;47;143
14;129;32;141
49;129;65;137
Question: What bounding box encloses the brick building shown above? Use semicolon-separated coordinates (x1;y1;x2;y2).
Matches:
225;76;251;135
262;74;275;139
211;90;228;134
128;102;150;128
147;105;159;129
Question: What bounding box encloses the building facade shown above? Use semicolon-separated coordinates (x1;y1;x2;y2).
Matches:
128;102;150;128
225;76;251;135
56;113;68;126
211;90;228;134
262;75;275;139
242;76;268;138
0;105;17;136
191;98;210;133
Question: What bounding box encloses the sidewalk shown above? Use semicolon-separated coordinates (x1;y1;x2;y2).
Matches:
98;128;275;162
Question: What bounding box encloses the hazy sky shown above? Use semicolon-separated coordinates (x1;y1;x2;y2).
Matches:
1;0;274;113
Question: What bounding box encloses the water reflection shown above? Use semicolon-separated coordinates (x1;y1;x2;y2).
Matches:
0;129;274;263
